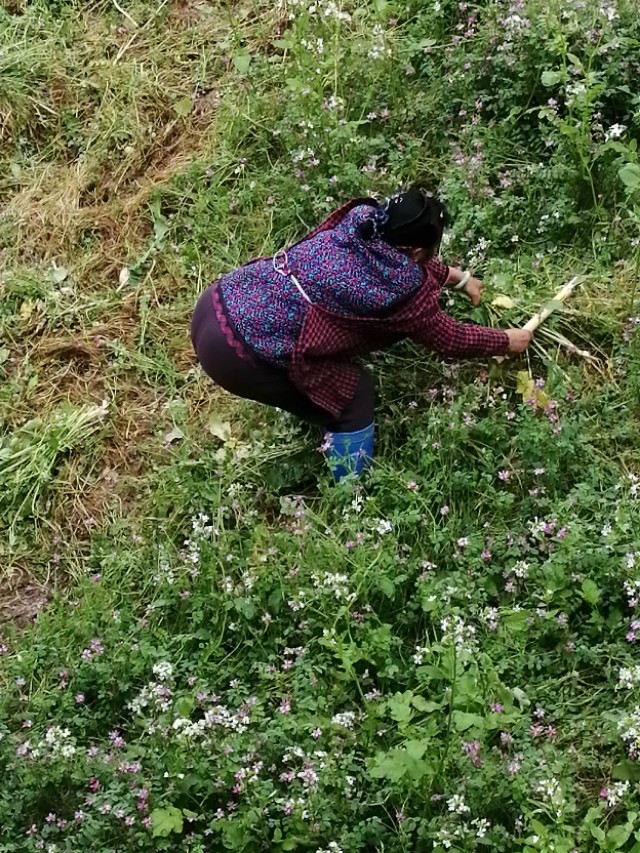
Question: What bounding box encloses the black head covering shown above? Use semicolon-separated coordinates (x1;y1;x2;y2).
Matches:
357;187;449;249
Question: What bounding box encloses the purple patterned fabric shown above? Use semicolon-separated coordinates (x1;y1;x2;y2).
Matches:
219;204;424;366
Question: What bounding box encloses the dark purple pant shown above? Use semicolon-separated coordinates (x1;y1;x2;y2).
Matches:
190;286;374;432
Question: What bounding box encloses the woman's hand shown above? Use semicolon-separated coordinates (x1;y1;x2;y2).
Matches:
506;328;533;354
464;276;484;307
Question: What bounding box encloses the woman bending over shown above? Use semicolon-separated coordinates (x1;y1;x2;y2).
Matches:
191;188;532;481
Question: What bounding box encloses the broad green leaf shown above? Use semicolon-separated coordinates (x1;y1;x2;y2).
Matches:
541;70;562;87
175;697;194;717
452;711;484;732
150;806;183;838
412;695;440;712
369;750;409;782
173;97;193;117
619;163;640;190
541;298;565;315
404;739;428;760
612;759;640;781
606;824;632;849
234;597;256;620
529;819;548;837
377;575;395;598
388;691;413;723
233;53;251;74
581;578;601;605
511;686;530;707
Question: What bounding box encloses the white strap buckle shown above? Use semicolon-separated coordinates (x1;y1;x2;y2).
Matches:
272;249;313;304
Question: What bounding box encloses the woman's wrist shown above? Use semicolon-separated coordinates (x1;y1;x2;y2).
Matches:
446;266;462;286
446;267;471;289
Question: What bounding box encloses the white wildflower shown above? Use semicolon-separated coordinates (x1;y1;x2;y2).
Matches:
152;661;173;682
413;644;431;665
331;711;356;729
617;665;640;691
619;706;640;758
440;614;477;654
311;571;354;601
447;793;470;814
606;780;630;807
605;123;627;141
374;518;393;535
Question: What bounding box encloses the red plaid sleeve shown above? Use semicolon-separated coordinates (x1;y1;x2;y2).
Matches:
407;260;509;357
425;257;450;286
411;306;509;357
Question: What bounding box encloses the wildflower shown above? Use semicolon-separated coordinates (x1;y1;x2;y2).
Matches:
462;739;482;766
109;730;125;749
473;818;491;838
617;665;640;690
331;711;356;729
447;793;470;814
535;776;562;805
75;693;85;704
441;614;477;654
484;607;499;631
605;123;627;141
413;644;430;664
508;755;522;774
603;781;630;807
618;706;640;757
498;469;511;481
279;698;292;715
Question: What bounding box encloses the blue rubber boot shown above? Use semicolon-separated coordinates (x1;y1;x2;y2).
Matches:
324;422;375;483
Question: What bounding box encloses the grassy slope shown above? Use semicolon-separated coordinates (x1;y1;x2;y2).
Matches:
1;0;640;851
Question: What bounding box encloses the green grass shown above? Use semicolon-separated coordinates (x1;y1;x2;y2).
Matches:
1;0;640;850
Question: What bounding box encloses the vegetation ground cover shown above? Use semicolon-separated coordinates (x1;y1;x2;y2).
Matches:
1;0;640;850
